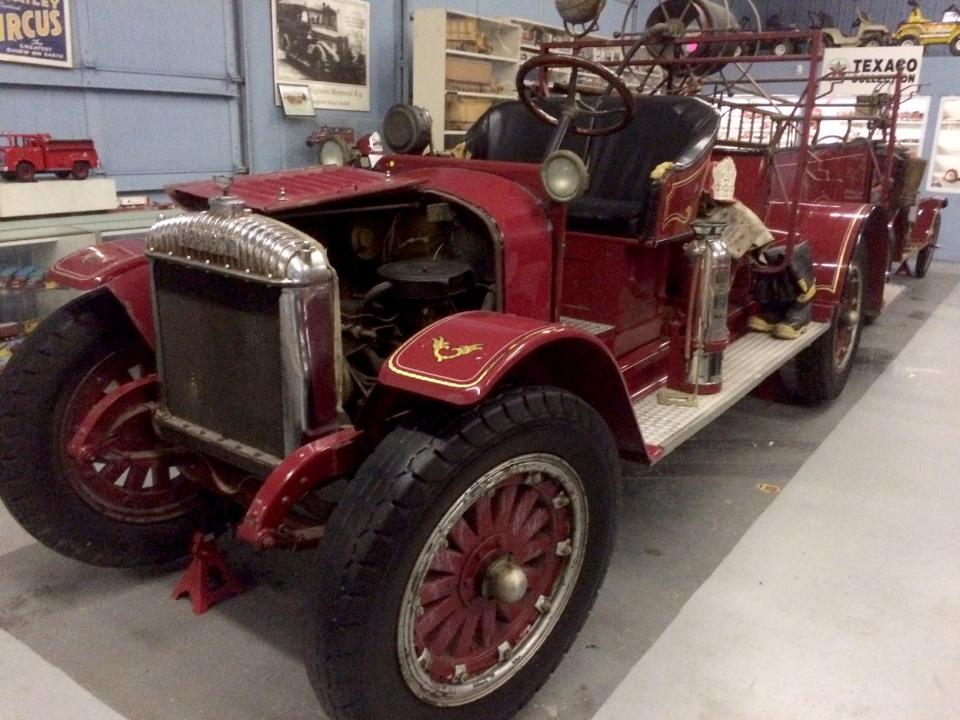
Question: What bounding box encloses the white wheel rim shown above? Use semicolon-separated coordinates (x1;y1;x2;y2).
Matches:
397;453;588;707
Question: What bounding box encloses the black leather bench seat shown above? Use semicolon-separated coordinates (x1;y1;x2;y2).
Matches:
464;95;720;236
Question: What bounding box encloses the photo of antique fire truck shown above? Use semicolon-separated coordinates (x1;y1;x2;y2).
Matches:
275;0;367;85
0;1;945;719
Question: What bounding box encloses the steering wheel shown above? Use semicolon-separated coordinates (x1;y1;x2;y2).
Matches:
516;54;635;137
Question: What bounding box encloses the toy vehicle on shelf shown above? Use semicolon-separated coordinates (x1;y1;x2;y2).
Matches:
0;133;100;182
739;13;802;56
811;9;891;48
0;2;945;719
446;16;492;54
894;0;960;54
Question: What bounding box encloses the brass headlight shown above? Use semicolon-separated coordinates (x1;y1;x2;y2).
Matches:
318;136;351;167
541;150;590;203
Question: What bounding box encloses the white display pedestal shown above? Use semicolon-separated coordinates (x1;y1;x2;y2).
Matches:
0;178;118;219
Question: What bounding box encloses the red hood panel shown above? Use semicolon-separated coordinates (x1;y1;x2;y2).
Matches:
167;167;422;213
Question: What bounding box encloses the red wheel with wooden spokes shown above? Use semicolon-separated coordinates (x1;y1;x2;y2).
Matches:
0;294;210;567
400;455;585;702
61;349;200;525
309;386;620;719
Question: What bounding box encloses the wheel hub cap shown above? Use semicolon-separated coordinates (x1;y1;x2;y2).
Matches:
482;556;528;604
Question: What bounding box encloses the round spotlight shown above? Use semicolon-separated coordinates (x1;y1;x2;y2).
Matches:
541;150;590;204
383;103;433;154
555;0;606;25
318;136;351;167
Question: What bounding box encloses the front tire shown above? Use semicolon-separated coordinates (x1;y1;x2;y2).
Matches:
15;161;35;182
308;386;620;720
951;36;960;56
0;293;208;567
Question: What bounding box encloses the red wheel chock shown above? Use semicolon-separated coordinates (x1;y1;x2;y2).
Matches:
172;532;244;615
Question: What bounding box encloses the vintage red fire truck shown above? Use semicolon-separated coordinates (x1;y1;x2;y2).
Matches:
0;132;100;182
0;2;945;718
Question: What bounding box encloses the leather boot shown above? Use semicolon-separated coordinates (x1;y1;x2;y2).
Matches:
774;242;817;340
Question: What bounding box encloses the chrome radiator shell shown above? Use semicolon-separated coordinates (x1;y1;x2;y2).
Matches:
146;196;343;474
146;196;332;286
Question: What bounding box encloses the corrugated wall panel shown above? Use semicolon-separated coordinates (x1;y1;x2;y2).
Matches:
0;0;244;193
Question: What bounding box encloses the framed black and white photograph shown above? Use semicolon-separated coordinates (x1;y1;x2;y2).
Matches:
272;0;370;112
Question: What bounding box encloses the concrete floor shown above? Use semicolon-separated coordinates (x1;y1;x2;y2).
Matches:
0;265;957;720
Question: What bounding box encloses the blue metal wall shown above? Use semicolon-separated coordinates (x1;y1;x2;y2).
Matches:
0;1;244;191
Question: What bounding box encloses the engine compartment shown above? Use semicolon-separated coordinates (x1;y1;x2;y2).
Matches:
280;193;498;418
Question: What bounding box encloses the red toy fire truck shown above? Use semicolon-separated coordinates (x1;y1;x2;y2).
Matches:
0;2;945;719
0;133;100;182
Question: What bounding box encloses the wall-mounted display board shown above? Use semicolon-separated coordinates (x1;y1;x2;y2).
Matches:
272;0;370;112
927;96;960;192
278;83;316;117
0;0;72;68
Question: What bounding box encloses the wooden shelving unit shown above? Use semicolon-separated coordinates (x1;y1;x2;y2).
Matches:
412;9;522;150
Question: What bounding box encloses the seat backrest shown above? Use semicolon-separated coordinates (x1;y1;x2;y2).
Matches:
463;99;584;162
465;95;719;235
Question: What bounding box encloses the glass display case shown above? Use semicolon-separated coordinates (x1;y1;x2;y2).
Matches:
0;210;172;372
927;96;960;192
0;234;90;371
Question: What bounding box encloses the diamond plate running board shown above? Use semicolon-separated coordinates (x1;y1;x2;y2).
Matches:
560;316;615;336
633;322;830;462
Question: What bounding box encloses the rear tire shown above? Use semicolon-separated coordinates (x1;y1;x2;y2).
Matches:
308;386;620;720
914;214;940;279
898;36;920;46
915;245;935;278
0;172;14;181
784;245;865;404
71;162;90;180
951;36;960;56
0;292;208;567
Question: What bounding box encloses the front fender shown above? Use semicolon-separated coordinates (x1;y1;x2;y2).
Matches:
48;238;155;348
377;311;647;456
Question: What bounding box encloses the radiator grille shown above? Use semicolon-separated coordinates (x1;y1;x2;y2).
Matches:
153;260;286;459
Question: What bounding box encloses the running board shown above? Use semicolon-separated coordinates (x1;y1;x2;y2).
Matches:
633;322;830;462
560;316;615;336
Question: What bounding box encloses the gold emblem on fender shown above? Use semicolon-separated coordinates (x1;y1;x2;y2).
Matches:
432;336;484;364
